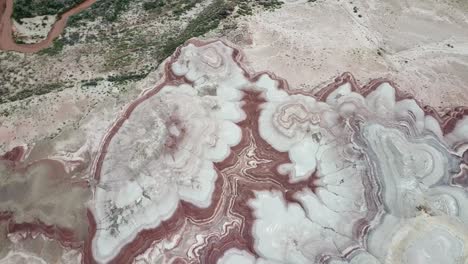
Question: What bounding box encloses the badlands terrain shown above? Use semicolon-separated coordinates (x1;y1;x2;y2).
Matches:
0;0;468;263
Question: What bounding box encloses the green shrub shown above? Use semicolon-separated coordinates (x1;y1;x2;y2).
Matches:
12;0;83;22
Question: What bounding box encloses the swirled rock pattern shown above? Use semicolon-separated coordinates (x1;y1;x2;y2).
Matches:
1;39;468;264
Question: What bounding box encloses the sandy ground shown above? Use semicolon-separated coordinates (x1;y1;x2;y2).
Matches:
0;58;167;154
12;15;56;43
234;0;468;109
0;0;96;52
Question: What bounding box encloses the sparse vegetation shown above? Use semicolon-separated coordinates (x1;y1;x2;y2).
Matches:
237;1;253;16
12;0;84;22
0;83;63;103
236;0;283;16
143;0;165;11
0;109;11;117
68;0;131;26
256;0;284;10
1;0;286;119
107;73;147;83
81;77;105;87
143;0;202;17
160;0;234;58
38;38;65;55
